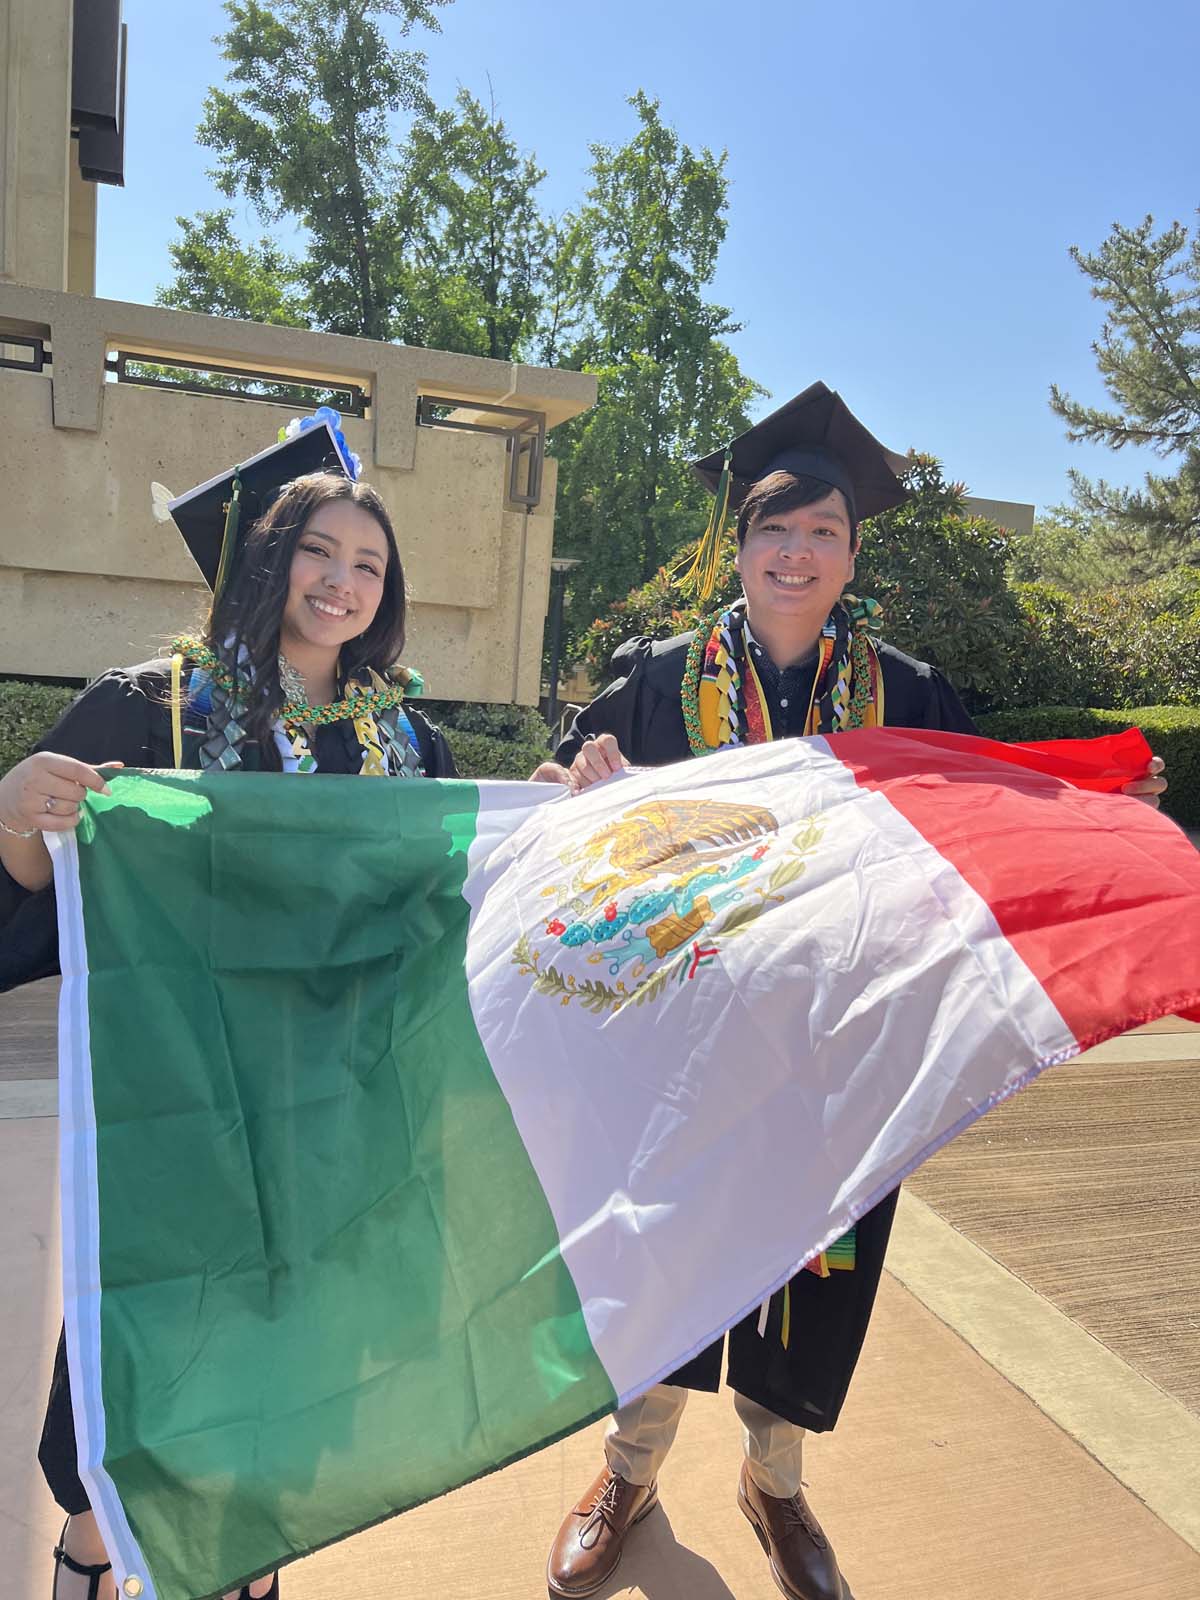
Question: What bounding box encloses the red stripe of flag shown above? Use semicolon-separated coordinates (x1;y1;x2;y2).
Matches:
828;728;1200;1042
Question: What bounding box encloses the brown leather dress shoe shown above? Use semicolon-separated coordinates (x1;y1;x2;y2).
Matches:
737;1462;847;1600
546;1463;659;1597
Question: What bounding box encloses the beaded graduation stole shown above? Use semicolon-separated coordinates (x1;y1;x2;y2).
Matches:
681;597;885;757
169;650;424;777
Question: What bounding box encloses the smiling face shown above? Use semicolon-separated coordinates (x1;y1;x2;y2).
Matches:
278;498;390;672
735;487;858;645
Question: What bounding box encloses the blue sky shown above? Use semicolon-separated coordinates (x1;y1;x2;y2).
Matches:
97;0;1199;513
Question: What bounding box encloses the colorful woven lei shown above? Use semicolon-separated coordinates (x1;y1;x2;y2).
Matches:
680;597;884;756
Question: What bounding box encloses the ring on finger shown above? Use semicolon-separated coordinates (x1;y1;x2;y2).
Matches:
44;796;57;814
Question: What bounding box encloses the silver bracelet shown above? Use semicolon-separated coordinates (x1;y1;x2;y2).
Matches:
0;815;39;839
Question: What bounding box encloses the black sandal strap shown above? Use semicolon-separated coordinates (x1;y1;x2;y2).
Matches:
52;1519;112;1600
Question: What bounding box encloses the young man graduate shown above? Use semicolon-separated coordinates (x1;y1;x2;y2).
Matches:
532;382;1166;1600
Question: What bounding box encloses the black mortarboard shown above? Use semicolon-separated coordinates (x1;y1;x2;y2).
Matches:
691;381;909;524
166;420;353;592
680;382;909;601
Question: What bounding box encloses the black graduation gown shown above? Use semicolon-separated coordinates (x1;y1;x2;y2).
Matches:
2;660;456;1514
556;630;977;1431
1;659;457;995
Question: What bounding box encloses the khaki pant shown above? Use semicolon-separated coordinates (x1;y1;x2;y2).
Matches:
604;1383;805;1497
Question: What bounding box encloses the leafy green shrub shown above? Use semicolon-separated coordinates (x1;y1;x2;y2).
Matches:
580;542;739;686
421;699;551;780
1009;583;1126;709
1013;574;1200;711
1006;504;1192;592
0;682;552;785
1065;582;1200;707
854;455;1030;715
422;700;551;747
977;704;1200;828
0;681;76;775
444;733;552;781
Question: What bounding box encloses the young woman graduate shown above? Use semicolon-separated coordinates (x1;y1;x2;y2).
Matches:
0;414;456;1600
532;382;1166;1600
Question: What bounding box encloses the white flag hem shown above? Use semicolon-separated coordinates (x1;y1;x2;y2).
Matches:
50;832;159;1600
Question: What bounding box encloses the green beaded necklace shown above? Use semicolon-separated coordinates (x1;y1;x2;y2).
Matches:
681;628;714;757
171;636;415;728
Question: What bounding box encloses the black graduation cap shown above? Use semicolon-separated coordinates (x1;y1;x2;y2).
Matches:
165;420;353;591
691;381;909;524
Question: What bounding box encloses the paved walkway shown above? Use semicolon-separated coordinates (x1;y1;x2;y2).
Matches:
906;1018;1200;1414
2;982;1197;1599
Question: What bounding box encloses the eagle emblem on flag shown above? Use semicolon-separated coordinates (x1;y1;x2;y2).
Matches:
512;798;825;1012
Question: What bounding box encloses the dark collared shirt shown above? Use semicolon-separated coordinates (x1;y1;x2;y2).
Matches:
744;625;820;740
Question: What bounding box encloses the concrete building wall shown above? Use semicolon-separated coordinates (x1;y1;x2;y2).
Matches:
964;495;1035;537
0;285;595;701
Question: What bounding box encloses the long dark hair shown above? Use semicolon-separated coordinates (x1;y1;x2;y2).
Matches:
203;472;407;767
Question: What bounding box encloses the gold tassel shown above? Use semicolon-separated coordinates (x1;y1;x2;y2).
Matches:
676;451;732;602
213;470;243;600
170;651;184;769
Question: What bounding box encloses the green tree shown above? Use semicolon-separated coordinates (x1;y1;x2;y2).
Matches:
157;208;310;326
1050;213;1200;564
533;212;596;369
152;208;336;408
160;8;560;367
552;93;761;649
854;456;1033;712
188;0;450;341
398;89;550;360
1007;503;1180;592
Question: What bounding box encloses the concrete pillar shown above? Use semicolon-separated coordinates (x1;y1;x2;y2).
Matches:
0;0;75;290
67;146;97;297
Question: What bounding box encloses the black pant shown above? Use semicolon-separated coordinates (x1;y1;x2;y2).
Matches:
40;1327;90;1515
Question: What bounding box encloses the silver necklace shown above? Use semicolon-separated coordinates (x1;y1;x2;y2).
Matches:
278;653;307;705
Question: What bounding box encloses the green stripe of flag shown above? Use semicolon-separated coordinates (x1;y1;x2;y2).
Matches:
71;771;615;1600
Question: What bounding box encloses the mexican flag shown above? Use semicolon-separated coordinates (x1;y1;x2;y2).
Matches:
51;730;1199;1600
